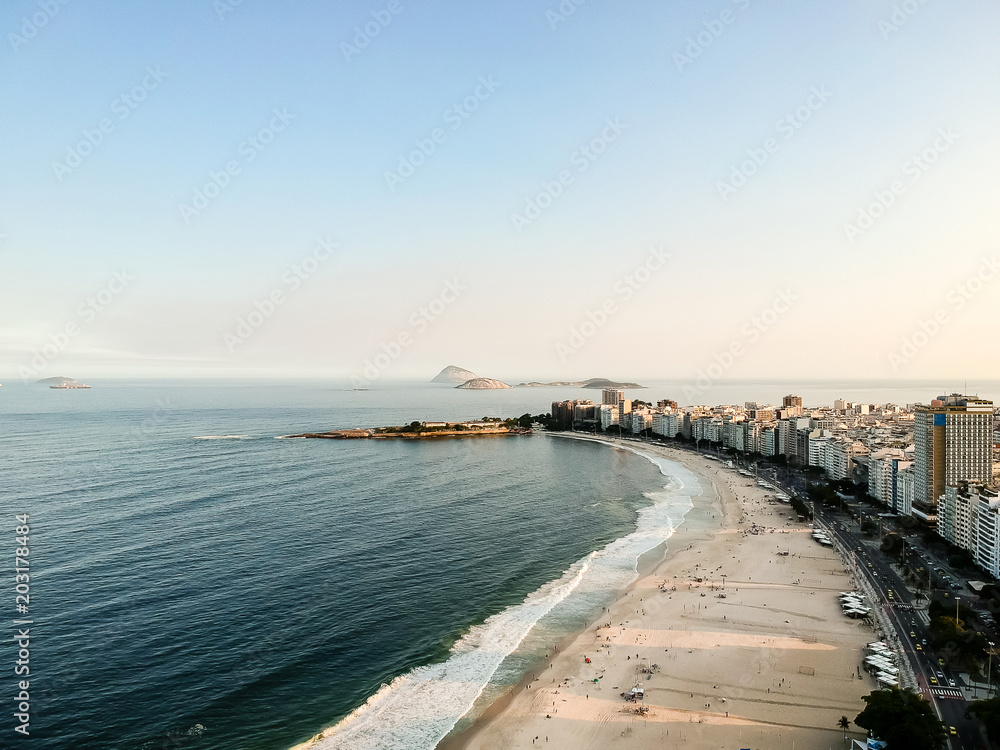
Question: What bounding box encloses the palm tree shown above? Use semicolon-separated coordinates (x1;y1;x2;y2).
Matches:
839;715;850;743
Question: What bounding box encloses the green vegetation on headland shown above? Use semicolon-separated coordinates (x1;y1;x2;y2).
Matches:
287;415;535;440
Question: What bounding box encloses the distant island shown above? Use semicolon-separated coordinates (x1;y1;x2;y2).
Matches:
516;378;645;389
37;376;78;385
432;365;478;383
286;417;532;440
456;378;511;390
432;367;641;390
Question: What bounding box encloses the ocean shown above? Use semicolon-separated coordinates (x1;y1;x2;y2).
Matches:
5;377;991;749
1;380;696;750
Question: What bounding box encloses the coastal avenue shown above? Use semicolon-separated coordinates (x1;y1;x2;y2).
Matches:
614;437;987;747
804;492;982;748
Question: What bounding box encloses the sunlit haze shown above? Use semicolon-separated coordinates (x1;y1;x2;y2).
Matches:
3;1;999;384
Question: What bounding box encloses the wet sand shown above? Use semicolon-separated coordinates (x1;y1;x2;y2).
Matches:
440;437;874;750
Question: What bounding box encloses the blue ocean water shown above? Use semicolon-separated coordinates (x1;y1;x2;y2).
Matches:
1;381;691;750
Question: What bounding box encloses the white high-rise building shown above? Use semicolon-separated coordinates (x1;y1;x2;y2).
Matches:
824;440;865;482
631;409;653;434
867;448;910;507
652;412;680;438
937;482;1000;577
897;465;915;516
599;404;619;430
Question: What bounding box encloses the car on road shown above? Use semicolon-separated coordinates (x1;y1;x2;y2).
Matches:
916;644;922;651
938;658;945;666
950;726;957;735
949;679;956;687
930;676;937;684
910;631;916;638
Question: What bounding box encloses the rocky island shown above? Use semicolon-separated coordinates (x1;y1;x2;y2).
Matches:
431;365;478;383
455;378;511;390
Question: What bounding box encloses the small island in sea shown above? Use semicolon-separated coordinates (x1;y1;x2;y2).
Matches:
456;377;511;390
286;416;533;440
431;365;478;383
516;377;645;389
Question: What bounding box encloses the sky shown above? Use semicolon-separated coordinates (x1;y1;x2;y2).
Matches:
2;0;999;386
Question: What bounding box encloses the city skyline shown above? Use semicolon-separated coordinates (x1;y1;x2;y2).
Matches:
3;1;1000;382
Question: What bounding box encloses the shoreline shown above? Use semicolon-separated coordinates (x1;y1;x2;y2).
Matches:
439;435;876;750
438;435;724;750
288;432;685;750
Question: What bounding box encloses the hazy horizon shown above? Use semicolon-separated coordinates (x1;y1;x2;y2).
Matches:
3;1;999;384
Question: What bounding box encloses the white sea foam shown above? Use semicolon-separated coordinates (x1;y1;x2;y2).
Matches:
298;437;701;750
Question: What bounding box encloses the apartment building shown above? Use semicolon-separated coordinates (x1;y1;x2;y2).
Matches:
914;394;994;510
937;482;1000;577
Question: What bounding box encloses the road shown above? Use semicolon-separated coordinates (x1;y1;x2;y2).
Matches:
808;495;984;748
629;441;988;747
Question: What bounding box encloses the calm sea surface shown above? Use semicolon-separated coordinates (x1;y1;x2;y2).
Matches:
4;378;992;748
1;381;692;750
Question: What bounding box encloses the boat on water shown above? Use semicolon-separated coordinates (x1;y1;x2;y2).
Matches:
50;383;92;389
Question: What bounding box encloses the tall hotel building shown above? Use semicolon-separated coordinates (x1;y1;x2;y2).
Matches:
602;388;625;406
913;393;994;514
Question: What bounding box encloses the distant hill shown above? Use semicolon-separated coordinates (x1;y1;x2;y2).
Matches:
515;378;645;389
36;376;77;385
581;378;645;389
456;378;511;390
432;365;478;384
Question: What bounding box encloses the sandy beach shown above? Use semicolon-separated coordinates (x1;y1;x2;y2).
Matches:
440;436;876;750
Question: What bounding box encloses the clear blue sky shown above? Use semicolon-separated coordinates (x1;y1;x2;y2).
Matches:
2;0;999;384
